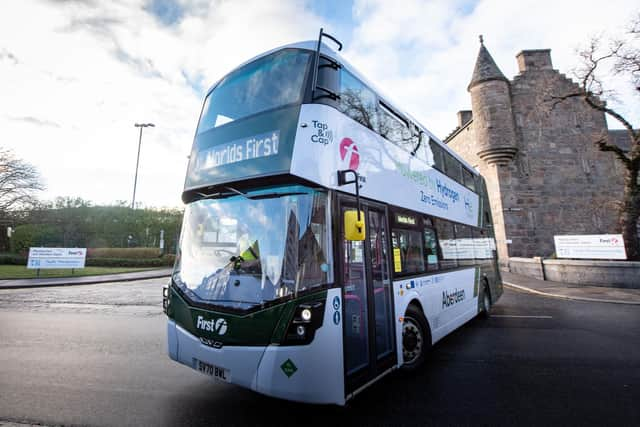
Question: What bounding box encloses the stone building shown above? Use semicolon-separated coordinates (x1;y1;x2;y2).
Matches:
445;39;628;266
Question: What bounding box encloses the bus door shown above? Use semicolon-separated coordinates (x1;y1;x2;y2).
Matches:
338;196;397;395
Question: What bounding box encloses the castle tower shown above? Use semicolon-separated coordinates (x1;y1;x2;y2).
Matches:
446;40;625;266
467;36;518;165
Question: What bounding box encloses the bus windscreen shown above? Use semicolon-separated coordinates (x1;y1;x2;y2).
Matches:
197;49;312;134
174;185;331;311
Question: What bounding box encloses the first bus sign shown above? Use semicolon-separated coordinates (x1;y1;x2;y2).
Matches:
27;247;87;269
553;235;627;260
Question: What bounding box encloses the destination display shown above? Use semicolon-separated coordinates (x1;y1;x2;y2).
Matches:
184;105;301;191
27;247;87;269
194;130;280;171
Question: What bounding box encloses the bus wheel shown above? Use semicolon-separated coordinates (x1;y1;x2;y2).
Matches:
401;305;430;371
481;282;492;318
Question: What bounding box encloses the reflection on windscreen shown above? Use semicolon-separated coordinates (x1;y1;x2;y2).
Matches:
197;49;312;134
174;186;331;310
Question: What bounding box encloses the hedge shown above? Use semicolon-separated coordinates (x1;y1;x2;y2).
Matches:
87;247;163;259
0;254;28;265
0;254;175;268
86;256;175;268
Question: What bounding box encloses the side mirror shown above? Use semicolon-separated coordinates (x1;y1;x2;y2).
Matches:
344;210;365;241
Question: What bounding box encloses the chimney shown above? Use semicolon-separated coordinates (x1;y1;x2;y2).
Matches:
457;110;473;127
516;49;553;72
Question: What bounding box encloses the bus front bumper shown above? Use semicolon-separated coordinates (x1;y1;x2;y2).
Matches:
166;288;346;405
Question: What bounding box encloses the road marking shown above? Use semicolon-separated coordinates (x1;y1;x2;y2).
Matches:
504;281;640;305
491;314;553;319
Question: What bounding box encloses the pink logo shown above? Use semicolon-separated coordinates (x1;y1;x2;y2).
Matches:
339;137;360;170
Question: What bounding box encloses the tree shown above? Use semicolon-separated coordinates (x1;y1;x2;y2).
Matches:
0;149;44;214
550;14;640;260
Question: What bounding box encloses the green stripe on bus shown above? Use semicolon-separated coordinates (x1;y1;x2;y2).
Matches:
168;286;327;346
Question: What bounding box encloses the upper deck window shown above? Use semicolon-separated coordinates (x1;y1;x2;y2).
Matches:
337;70;378;131
197;49;312;134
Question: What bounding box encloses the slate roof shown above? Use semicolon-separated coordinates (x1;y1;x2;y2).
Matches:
468;40;508;91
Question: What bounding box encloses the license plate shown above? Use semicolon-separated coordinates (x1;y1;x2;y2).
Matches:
193;358;231;383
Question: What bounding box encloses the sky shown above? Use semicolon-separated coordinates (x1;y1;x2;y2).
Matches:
1;0;638;208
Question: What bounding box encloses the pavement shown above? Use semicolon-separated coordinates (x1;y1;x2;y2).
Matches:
502;271;640;305
0;268;172;290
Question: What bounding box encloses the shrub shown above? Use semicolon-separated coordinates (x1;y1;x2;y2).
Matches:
85;255;175;268
0;254;27;265
164;254;176;266
87;247;163;259
10;224;61;254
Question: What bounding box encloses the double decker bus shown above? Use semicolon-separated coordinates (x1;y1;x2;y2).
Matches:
163;30;502;405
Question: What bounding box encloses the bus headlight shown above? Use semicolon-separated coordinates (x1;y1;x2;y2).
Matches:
282;300;325;345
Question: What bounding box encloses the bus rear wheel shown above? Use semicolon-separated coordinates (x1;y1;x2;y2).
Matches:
481;283;492;318
401;305;430;371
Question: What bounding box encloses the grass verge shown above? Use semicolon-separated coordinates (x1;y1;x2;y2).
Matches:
0;265;158;280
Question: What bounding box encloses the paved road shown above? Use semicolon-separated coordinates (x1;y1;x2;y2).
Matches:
1;279;638;426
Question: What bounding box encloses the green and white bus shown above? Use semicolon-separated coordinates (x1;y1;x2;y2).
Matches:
164;30;502;405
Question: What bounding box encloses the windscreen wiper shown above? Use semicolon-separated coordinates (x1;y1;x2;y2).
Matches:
192;191;232;201
247;191;307;200
192;186;247;202
206;299;262;305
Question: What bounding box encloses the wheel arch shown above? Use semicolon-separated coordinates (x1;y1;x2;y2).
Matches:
482;277;492;302
405;298;433;345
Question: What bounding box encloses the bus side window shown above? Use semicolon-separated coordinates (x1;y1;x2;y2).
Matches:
377;102;418;153
455;224;474;267
391;229;425;276
463;168;477;192
423;223;439;272
338;70;378;131
434;219;458;269
444;152;463;184
472;227;492;262
429;139;445;172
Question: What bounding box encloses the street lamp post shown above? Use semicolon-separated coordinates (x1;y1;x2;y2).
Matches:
131;123;155;209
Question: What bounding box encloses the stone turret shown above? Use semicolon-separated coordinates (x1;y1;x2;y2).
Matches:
467;37;518;165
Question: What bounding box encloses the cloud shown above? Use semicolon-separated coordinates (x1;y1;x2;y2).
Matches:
8;116;61;128
1;0;637;209
0;0;322;208
347;0;640;138
0;48;19;65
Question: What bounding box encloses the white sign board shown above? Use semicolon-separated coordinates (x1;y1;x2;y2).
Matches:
27;247;87;269
554;235;626;260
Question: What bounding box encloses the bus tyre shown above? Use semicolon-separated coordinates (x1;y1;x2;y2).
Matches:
401;305;430;371
481;284;492;318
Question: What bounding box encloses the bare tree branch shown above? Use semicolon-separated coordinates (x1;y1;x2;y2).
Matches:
548;13;640;259
0;149;44;215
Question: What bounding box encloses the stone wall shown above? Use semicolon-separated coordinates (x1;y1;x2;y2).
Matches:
505;61;624;257
509;257;640;289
